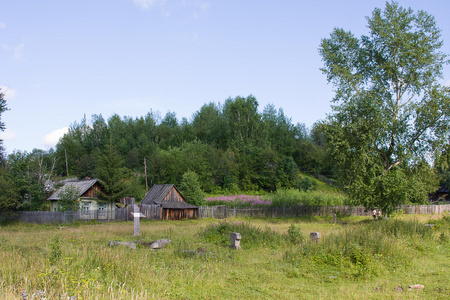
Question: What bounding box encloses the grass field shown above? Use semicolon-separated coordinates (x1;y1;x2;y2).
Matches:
1;214;449;299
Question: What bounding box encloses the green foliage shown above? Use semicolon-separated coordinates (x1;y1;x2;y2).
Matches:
178;171;206;206
319;1;449;215
199;220;286;249
285;218;438;279
269;188;348;206
298;176;318;192
5;150;52;211
0;89;8;160
58;185;80;212
0;168;20;212
48;233;62;265
46;94;338;196
95;146;130;203
287;224;305;244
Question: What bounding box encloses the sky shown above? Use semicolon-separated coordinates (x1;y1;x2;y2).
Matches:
1;0;449;154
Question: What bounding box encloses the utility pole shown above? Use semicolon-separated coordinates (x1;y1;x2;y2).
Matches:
144;158;148;193
65;149;69;179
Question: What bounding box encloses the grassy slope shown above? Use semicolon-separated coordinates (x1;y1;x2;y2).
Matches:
0;215;449;299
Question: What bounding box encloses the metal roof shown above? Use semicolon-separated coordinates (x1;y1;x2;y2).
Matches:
47;178;99;200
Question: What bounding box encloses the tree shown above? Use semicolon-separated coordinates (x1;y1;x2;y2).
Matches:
58;185;80;212
95;146;130;219
319;2;450;216
0;88;9;161
178;171;206;206
0;168;20;213
224;96;261;146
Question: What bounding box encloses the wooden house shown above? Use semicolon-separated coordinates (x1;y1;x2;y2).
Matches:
140;184;198;220
47;178;115;220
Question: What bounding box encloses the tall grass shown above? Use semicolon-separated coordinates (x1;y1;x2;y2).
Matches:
269;188;349;206
284;218;446;279
205;189;349;207
1;216;449;299
205;195;271;207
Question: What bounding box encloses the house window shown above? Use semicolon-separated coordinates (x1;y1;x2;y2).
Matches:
82;201;91;213
98;203;106;213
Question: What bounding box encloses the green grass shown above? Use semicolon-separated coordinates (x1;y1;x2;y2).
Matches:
0;215;449;299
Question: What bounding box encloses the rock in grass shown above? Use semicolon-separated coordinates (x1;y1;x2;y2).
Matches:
408;284;424;291
393;287;403;292
148;239;172;249
108;241;137;250
310;232;321;241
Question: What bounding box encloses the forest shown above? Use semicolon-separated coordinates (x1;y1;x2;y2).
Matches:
1;2;450;216
0;94;337;211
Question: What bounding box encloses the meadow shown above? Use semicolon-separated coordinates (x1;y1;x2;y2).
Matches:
0;214;449;299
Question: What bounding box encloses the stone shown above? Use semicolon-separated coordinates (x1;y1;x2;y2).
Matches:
393;287;403;292
230;232;241;249
310;232;321;241
408;284;424;291
148;239;172;249
108;241;137;250
424;224;434;228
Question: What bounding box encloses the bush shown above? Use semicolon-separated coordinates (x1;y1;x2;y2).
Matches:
269;188;349;206
287;224;305;244
205;194;271;207
199;220;286;249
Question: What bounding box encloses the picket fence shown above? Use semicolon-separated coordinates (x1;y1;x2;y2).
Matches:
1;204;449;224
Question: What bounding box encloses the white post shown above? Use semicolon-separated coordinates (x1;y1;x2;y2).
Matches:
134;205;140;236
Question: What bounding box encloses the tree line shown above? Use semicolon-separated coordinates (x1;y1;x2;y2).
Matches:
0;94;336;212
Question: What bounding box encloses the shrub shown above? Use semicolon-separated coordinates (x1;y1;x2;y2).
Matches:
199;220;285;249
269;188;349;206
287;224;305;244
48;233;62;265
205;194;271;207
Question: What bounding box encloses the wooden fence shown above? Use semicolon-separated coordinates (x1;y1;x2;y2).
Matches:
198;204;450;219
1;204;449;224
0;208;130;224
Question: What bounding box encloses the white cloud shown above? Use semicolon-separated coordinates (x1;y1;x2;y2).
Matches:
1;43;25;61
13;43;25;61
0;129;16;142
0;23;5;29
445;80;450;87
0;86;17;100
42;127;69;149
195;0;209;11
133;0;209;16
133;0;165;10
181;0;209;10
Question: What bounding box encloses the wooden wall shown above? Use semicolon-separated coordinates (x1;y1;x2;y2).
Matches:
163;208;197;220
81;182;104;198
162;187;185;203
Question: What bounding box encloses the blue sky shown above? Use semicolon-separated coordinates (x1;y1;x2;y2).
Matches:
1;0;449;153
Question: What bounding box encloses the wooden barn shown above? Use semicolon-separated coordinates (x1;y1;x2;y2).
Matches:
139;184;198;220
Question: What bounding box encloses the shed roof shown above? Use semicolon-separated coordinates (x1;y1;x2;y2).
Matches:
47;178;100;200
140;184;197;209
